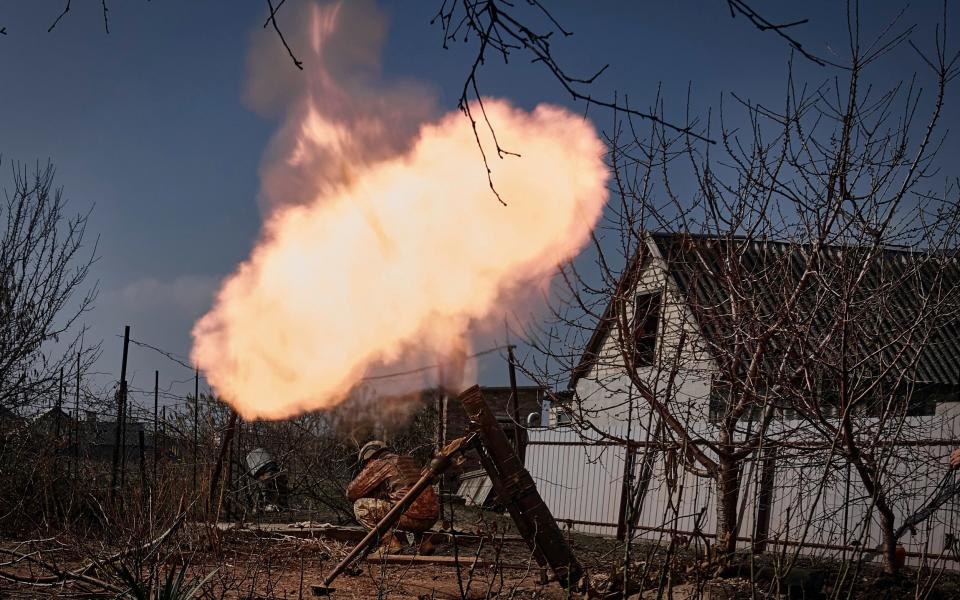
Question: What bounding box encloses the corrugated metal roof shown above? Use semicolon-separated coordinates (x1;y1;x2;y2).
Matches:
569;233;960;388
649;233;960;386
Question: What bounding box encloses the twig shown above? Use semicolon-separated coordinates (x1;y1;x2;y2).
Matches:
262;0;288;28
0;504;187;593
266;0;303;70
80;506;187;576
726;0;832;66
101;0;110;34
0;548;125;594
48;1;71;33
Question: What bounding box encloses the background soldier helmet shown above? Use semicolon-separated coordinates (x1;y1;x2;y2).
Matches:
358;440;387;463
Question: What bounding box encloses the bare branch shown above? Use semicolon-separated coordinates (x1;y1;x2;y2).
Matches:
266;0;303;71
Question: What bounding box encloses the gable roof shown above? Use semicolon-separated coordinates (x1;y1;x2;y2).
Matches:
569;232;960;390
566;243;653;389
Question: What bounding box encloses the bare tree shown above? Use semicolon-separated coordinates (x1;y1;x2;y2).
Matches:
431;0;836;204
0;161;98;413
520;2;960;577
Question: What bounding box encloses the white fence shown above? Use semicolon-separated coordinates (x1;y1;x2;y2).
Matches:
524;414;960;567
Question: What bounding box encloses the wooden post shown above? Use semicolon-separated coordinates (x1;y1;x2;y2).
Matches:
119;326;130;489
507;345;523;459
193;368;199;495
616;447;636;541
110;325;130;500
118;390;126;489
111;384;121;498
153;370;159;486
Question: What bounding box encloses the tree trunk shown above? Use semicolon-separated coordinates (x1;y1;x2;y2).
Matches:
715;455;741;562
878;505;898;575
840;415;900;575
752;447;777;554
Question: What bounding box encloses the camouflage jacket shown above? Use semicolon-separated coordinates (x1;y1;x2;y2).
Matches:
346;452;439;521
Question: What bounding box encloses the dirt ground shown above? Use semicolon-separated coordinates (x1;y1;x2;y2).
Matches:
0;528;606;599
4;512;960;599
206;525;620;599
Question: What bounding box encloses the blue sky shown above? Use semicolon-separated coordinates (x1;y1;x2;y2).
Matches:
1;1;955;414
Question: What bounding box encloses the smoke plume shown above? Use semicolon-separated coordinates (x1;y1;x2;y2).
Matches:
191;1;608;419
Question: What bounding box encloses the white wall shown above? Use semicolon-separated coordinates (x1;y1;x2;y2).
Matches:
564;235;715;435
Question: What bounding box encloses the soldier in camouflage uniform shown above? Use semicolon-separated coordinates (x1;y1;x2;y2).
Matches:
346;440;439;554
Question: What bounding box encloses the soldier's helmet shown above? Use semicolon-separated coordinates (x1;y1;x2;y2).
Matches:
358;440;388;463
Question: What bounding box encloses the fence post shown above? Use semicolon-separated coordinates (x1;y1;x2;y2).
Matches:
110;325;130;501
617;445;636;541
193;369;199;495
153;370;159;487
507;345;523;458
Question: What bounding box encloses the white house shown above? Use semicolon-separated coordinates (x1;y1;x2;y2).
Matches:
526;232;960;565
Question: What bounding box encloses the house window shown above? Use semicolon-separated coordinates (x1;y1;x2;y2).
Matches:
632;292;661;367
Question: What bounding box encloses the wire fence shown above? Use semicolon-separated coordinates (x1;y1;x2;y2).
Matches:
0;330;510;530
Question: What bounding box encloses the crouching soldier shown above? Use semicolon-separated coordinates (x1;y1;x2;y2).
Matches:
346;440;439;554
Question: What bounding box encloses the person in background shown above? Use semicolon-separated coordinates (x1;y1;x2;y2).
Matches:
346;440;439;554
951;449;960;469
245;447;289;512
